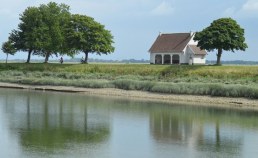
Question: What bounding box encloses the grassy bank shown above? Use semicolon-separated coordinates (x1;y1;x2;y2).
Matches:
1;63;258;99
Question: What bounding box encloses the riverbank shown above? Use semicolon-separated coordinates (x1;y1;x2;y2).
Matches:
1;82;258;111
0;63;258;105
1;63;258;102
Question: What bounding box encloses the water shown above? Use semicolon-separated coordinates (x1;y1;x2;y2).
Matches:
0;88;258;158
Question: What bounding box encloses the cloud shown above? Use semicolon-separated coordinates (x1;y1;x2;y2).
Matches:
64;0;151;18
238;0;258;17
151;1;174;16
242;0;258;11
222;7;237;17
222;0;258;18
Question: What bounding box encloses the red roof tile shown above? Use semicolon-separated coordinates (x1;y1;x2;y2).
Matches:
149;33;192;53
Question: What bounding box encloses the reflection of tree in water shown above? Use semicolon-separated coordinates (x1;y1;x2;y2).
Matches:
196;121;242;155
2;88;258;156
150;111;194;142
3;90;110;150
149;107;247;156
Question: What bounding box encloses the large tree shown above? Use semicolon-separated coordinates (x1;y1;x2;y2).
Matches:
66;14;114;63
9;7;43;63
1;40;17;63
194;18;248;65
38;2;71;63
9;2;72;63
6;2;113;63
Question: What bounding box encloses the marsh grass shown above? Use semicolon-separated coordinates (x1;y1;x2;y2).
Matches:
1;63;258;99
2;63;258;79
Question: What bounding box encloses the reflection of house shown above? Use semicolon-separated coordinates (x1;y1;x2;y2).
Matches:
149;32;206;65
149;109;243;154
150;112;194;142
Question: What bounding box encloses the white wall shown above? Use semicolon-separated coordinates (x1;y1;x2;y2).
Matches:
180;52;189;64
186;45;206;65
184;47;193;64
193;55;206;64
150;53;155;64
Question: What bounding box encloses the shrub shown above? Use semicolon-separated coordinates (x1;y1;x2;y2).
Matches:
1;63;258;99
112;79;155;91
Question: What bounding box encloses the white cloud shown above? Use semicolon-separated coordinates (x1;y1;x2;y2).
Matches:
151;1;174;16
63;0;153;18
222;0;258;18
236;0;258;17
242;0;258;11
222;7;237;17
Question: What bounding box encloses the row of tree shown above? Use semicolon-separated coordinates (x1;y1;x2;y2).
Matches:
1;2;115;63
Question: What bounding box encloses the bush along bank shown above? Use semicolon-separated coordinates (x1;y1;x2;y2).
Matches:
1;76;258;99
1;64;258;99
112;80;258;99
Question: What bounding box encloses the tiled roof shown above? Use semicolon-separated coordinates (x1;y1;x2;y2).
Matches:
188;45;207;55
149;33;192;53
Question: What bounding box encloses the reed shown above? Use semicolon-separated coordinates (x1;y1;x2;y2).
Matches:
1;63;258;99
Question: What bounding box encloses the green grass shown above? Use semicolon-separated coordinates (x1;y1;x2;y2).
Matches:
1;63;258;99
1;63;258;79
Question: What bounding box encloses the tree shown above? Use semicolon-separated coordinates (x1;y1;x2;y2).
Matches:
38;2;71;63
194;18;248;65
6;2;113;63
1;40;17;63
9;7;43;63
9;2;72;63
66;14;114;63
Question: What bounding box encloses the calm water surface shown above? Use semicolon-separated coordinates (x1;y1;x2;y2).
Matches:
0;88;258;158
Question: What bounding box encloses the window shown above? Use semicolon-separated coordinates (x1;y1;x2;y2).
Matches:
172;55;180;64
164;55;171;64
155;55;162;64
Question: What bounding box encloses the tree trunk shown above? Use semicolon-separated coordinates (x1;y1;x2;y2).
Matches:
44;52;50;63
26;49;33;63
216;48;222;65
216;121;221;148
84;52;89;64
6;53;8;64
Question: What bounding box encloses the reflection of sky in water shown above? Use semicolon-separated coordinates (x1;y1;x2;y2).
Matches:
0;99;21;158
0;88;258;158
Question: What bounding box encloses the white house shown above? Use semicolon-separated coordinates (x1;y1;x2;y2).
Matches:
149;32;206;65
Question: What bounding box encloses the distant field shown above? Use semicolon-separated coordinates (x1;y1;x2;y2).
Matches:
1;63;258;98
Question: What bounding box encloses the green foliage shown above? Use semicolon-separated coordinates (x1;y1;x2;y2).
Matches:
1;40;16;55
1;63;258;80
6;2;114;63
1;40;17;63
9;6;43;63
38;2;71;62
150;83;258;99
66;14;114;63
112;79;155;91
194;18;248;65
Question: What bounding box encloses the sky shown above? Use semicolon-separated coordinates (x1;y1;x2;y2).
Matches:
0;0;257;61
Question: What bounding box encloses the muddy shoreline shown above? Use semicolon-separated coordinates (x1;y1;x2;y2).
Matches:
0;82;258;111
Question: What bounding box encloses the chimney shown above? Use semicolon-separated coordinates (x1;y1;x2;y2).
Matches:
159;31;162;36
